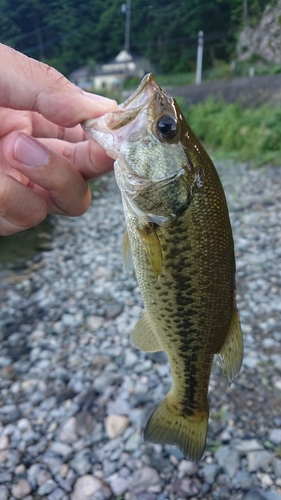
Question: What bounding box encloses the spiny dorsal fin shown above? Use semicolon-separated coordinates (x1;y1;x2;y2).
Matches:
138;225;162;280
216;303;244;386
122;229;134;272
130;310;162;352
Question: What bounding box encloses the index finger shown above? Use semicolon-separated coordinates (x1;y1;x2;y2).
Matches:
0;44;117;127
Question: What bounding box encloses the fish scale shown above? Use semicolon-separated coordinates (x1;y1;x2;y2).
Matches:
82;73;243;461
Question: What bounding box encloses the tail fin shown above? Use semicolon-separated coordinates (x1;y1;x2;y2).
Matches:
144;392;209;462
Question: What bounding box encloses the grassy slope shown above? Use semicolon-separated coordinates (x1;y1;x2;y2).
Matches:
177;97;281;167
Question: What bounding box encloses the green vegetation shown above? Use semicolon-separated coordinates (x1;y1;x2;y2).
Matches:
0;0;276;76
178;97;281;167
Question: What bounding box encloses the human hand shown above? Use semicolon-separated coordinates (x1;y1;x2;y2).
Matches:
0;44;117;236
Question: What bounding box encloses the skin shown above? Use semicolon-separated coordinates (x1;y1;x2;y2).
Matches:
0;43;117;236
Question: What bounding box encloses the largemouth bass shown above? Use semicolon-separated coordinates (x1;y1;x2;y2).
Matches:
82;74;243;462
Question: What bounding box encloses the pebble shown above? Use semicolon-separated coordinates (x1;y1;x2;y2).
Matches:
1;163;281;498
59;417;78;443
0;436;8;451
49;442;73;458
0;486;8;500
269;429;281;446
109;475;129;495
128;467;160;494
86;316;104;332
105;414;129;439
178;459;198;476
71;475;103;500
37;479;57;495
11;478;31;499
216;445;240;478
248;451;273;472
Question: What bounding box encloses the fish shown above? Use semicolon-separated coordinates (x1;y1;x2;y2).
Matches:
82;73;243;462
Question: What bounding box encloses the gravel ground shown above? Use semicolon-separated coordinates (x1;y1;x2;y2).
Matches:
1;161;281;500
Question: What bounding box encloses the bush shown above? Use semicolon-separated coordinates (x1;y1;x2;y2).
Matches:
177;97;281;167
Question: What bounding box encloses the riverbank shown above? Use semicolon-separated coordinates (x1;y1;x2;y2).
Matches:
1;161;281;500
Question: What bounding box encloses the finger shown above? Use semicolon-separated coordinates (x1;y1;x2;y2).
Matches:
31;112;87;143
38;136;114;180
0;44;117;127
0;173;47;236
2;132;92;216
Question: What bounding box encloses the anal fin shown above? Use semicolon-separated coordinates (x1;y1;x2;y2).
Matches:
130;310;162;352
216;303;244;386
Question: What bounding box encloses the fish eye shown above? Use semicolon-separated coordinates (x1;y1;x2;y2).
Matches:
155;116;178;141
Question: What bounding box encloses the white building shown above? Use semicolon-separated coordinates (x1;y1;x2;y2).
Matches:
69;50;155;90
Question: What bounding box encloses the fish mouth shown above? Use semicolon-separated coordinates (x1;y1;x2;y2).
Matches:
81;73;159;159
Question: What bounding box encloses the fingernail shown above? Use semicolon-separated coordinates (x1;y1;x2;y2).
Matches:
83;91;117;107
14;135;49;167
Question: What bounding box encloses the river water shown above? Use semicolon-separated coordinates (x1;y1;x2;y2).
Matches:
0;216;53;270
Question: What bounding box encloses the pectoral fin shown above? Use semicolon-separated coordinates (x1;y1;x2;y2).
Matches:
138;225;162;280
130;310;162;352
216;303;244;386
122;229;134;272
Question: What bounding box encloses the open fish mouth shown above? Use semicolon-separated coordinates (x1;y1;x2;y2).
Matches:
81;73;158;158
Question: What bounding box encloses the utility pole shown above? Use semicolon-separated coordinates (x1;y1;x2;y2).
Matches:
195;31;204;84
243;0;249;26
121;0;131;53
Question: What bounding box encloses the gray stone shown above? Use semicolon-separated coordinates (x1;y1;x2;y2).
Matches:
38;480;57;495
248;450;273;472
86;316;104;332
107;399;131;415
124;431;142;451
176;478;200;497
128;467;160;495
11;479;32;499
269;429;281;446
47;488;65;500
243;356;260;369
178;460;198;476
0;472;12;484
36;468;52;486
0;485;8;500
49;442;72;459
71;475;103;500
93;373;116;393
215;445;240;478
264;491;281;500
201;464;220;484
273;458;281;478
234;439;264;454
91;423;104;444
76;412;95;436
69;451;92;475
109;475;129;496
58;417;77;443
232;469;253;490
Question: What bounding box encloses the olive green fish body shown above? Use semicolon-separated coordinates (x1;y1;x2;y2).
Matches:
82;74;243;461
123;153;237;460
